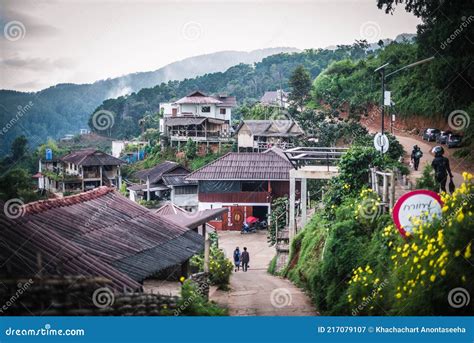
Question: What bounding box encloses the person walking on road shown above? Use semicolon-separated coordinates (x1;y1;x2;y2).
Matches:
241;247;250;272
233;247;241;272
431;146;453;193
411;145;423;171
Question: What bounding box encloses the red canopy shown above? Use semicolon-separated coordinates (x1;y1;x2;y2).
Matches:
246;216;258;224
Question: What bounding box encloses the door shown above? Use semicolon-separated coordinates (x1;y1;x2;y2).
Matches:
222;206;253;230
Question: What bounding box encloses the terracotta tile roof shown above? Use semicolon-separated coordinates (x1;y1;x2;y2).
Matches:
61;149;125;166
186;149;293;181
9;187;204;283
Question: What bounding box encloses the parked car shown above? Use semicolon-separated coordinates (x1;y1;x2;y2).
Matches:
436;130;452;144
422;128;441;141
447;134;462;148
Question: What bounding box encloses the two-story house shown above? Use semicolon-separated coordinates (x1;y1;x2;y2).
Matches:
235;119;304;152
186;148;299;230
37;149;125;194
128;161;198;211
159;91;236;153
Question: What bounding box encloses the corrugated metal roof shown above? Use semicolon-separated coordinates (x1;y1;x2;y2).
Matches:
236;120;304;136
186;149;293;181
11;187;204;283
160;208;227;230
61;149;126;166
0;208;140;291
162;174;197;187
173;91;236;107
154;202;188;216
133;161;187;184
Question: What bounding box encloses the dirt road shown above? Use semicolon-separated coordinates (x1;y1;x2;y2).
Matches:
210;231;317;316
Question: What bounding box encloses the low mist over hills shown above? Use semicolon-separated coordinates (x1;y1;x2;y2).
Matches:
0;47;299;156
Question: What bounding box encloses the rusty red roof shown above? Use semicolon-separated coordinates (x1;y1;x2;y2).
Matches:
186;149;293;181
0;208;140;291
10;187;204;283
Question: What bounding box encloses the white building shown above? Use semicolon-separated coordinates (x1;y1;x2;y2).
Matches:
159;91;236;152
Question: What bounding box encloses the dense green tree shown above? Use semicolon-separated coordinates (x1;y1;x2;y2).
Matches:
184;138;197;160
288;65;312;111
10;135;28;161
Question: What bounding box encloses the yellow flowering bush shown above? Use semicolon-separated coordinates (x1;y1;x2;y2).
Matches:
347;173;473;315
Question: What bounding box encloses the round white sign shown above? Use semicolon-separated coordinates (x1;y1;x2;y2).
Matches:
374;133;389;153
392;190;443;237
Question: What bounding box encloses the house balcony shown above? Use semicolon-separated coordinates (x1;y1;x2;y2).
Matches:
170;132;233;143
198;191;272;204
254;141;294;150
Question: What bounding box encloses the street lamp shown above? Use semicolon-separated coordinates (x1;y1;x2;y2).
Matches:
374;56;435;135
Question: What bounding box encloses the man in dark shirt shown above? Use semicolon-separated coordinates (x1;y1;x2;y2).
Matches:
431;146;453;193
241;247;250;272
411;145;423;171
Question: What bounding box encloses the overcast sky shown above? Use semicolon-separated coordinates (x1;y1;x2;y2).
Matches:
0;0;421;92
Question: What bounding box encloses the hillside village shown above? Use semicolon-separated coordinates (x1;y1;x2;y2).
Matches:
0;0;472;319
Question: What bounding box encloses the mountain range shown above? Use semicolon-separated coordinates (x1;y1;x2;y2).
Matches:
0;47;299;156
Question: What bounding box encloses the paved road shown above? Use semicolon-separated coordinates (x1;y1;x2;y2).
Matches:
210;231;317;316
396;133;464;187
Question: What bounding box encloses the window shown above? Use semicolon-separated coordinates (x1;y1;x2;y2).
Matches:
241;181;267;192
201;106;211;113
220;108;226;115
175;185;198;195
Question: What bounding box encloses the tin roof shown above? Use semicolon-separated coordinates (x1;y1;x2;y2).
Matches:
10;187;203;283
186;149;293;181
61;149;125;166
0;207;140;291
133;161;188;184
174;91;236;107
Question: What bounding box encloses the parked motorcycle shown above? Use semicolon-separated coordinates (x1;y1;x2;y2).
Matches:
240;222;257;234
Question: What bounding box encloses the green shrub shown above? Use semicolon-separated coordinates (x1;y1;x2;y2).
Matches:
190;246;233;290
176;280;227;316
416;165;438;192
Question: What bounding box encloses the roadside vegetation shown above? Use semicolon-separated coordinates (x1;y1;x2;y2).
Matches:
284;136;473;315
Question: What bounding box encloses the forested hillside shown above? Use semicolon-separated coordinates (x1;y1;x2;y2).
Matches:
0;48;297;156
87;44;374;138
